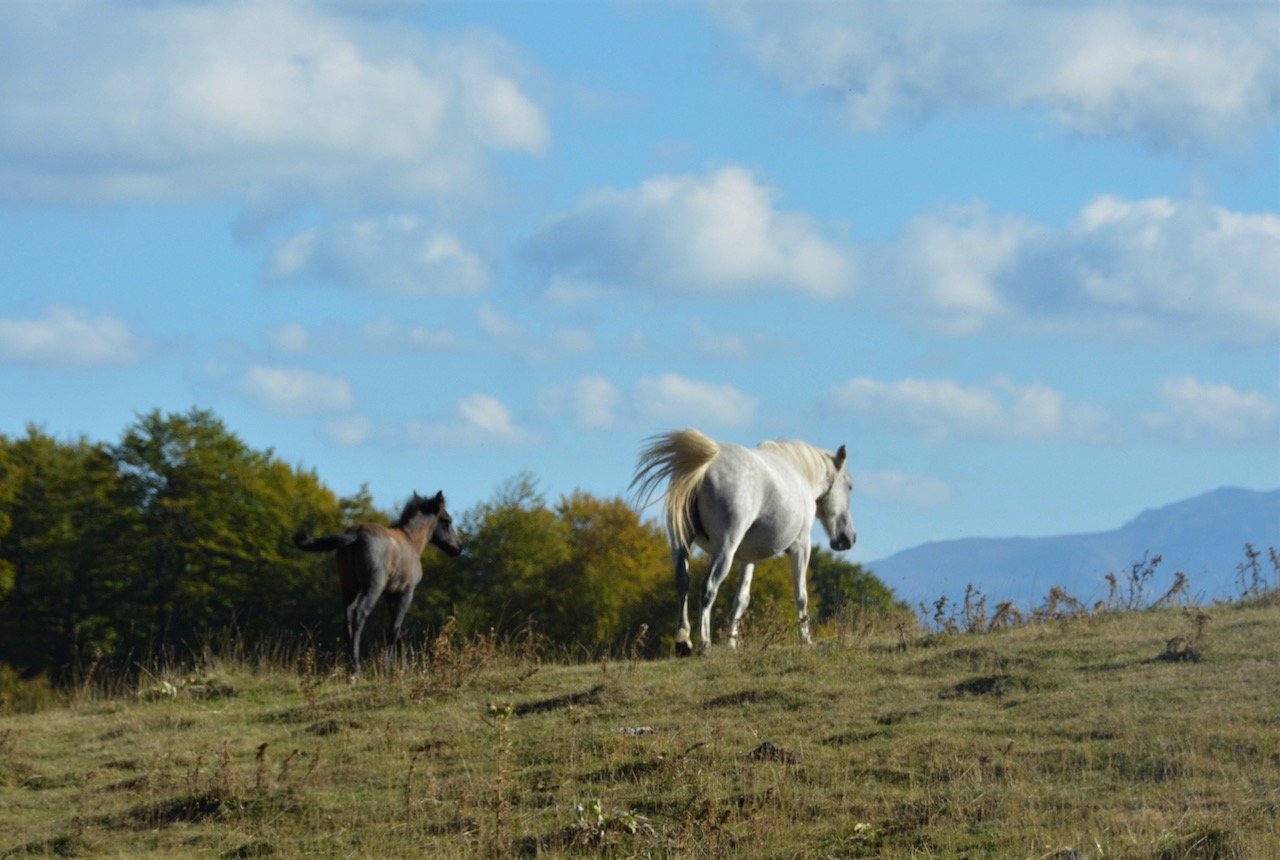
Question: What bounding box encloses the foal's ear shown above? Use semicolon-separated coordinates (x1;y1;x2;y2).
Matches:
833;445;848;470
433;490;445;505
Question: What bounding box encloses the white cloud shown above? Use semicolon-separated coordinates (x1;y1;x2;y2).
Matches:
264;316;462;356
242;365;355;416
543;373;761;430
831;375;1105;441
542;376;622;430
855;470;953;508
323;415;373;448
633;373;758;427
266;216;487;294
884;203;1038;336
0;2;548;206
0;307;145;369
880;196;1280;343
1143;377;1279;444
409;393;527;445
358;316;464;352
718;2;1280;153
265;322;310;353
525;166;855;297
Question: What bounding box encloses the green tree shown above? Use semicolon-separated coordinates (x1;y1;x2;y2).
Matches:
443;475;571;638
0;427;123;677
554;491;671;651
108;408;351;652
808;549;903;620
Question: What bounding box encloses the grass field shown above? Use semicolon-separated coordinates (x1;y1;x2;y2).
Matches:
2;595;1278;858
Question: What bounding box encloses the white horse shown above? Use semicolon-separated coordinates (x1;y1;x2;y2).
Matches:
631;428;856;655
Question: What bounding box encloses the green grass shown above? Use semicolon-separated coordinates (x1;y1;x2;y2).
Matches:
2;599;1278;858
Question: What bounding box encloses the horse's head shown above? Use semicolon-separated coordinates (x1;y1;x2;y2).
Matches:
816;445;857;552
418;490;463;558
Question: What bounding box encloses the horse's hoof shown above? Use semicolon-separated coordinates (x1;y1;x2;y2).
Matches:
674;640;694;658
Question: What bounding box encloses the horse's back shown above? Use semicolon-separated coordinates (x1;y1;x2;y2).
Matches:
333;524;422;593
696;444;813;559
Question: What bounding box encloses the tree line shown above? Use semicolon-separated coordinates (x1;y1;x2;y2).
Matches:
0;408;901;681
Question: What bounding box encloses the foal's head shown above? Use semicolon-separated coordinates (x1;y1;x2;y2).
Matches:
815;445;857;552
405;491;463;557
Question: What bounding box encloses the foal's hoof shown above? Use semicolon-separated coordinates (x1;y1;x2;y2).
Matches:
674;640;694;658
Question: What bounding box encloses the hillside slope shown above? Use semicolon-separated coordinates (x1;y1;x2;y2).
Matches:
870;486;1280;607
2;599;1278;858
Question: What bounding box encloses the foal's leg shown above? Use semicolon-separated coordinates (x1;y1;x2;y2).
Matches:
787;543;814;645
383;587;416;671
346;584;385;675
726;561;755;649
673;545;694;657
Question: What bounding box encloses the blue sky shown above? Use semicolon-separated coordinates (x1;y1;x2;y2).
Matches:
1;0;1277;570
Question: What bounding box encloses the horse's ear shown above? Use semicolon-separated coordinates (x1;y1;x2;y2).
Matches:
433;490;445;504
834;445;847;470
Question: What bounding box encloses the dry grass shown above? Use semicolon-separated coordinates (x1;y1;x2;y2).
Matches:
2;596;1278;858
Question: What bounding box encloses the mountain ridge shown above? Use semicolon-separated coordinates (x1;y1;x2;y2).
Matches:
868;486;1280;608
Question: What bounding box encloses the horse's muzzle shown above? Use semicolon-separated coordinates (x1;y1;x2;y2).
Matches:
830;533;855;552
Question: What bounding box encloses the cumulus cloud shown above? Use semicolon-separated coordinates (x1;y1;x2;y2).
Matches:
264;322;310;353
855;470;953;508
0;307;146;369
241;365;355;416
717;1;1280;153
1143;377;1279;444
541;376;622;430
264;316;463;356
525;166;855;297
0;2;548;206
831;375;1105;441
879;197;1280;343
265;216;488;294
323;415;373;448
633;373;758;427
409;393;528;445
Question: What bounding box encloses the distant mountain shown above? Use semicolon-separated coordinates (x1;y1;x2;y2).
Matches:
868;487;1280;609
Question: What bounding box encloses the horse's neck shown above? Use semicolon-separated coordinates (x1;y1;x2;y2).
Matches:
763;443;832;499
398;515;434;553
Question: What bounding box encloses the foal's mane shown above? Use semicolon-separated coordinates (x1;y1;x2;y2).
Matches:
393;496;426;528
757;439;836;488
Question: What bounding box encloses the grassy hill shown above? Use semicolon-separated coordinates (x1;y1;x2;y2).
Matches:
2;597;1278;859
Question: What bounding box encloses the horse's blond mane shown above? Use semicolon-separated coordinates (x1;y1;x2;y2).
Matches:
757;439;835;488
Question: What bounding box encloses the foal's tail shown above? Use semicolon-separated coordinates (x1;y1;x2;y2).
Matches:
292;529;359;553
630;428;720;550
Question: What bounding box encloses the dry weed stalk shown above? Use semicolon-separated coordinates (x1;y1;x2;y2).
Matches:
254;742;268;791
1236;543;1265;598
1151;571;1189;609
485;701;515;856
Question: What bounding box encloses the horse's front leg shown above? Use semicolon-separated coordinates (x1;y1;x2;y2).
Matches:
384;587;416;672
727;561;755;649
788;543;813;645
673;545;694;657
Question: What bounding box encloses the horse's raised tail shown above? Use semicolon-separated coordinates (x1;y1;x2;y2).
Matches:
292;529;359;553
630;429;721;550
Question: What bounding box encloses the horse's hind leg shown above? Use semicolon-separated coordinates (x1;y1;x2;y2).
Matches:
698;540;742;650
726;561;755;649
346;587;383;675
673;545;694;657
